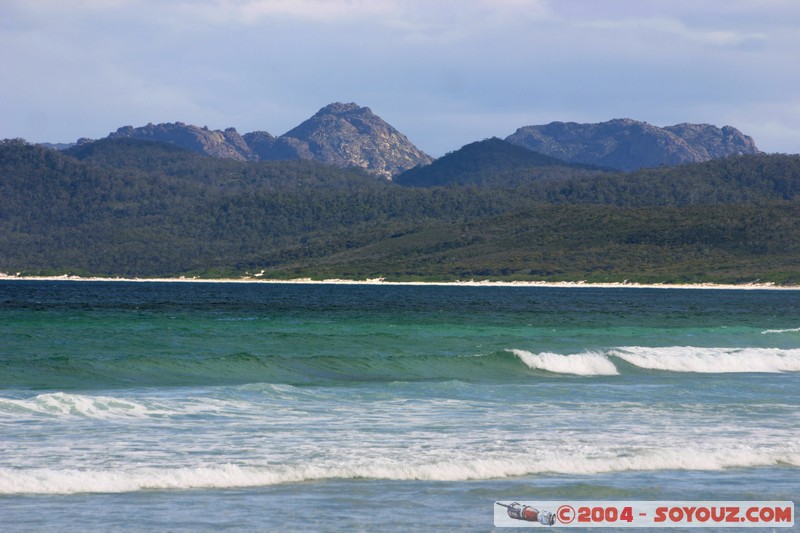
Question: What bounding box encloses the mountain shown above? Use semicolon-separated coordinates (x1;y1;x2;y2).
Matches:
57;108;761;176
505;119;759;171
394;137;602;187
273;103;433;179
98;103;432;178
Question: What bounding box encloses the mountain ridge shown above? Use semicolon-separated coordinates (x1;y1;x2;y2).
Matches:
48;105;762;178
505;118;759;171
104;103;432;178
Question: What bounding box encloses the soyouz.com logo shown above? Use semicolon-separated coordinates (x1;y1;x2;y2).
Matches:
493;501;794;528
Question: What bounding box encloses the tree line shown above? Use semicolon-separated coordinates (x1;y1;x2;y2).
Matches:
1;138;799;283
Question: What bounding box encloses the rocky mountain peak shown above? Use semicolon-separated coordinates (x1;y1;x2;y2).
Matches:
277;102;433;179
96;103;431;178
506;119;759;171
316;102;364;115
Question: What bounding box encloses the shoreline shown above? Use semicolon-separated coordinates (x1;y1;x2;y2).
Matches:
1;273;798;290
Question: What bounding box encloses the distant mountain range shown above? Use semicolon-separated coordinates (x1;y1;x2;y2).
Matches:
50;102;760;177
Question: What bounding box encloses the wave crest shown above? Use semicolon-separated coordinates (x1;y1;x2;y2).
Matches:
3;447;798;494
611;346;800;373
510;349;618;376
509;347;800;375
762;327;800;334
0;392;159;419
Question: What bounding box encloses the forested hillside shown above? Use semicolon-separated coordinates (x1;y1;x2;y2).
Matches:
393;137;604;187
2;138;799;284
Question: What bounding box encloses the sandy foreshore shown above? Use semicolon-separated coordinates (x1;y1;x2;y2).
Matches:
1;273;797;290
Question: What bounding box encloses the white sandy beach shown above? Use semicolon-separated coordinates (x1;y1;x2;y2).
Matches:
1;272;797;290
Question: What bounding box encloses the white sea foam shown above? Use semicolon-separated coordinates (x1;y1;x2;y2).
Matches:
0;391;269;421
510;349;619;376
762;326;800;334
2;446;798;494
0;392;161;419
611;346;800;373
508;347;800;375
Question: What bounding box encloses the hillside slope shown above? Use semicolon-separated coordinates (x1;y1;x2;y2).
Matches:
394;137;604;187
1;139;798;284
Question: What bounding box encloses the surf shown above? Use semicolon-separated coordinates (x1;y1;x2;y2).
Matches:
5;346;800;392
510;349;619;376
510;347;800;375
3;446;798;495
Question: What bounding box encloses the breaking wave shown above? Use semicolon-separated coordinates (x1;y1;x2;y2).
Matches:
762;327;800;334
511;347;800;375
611;346;800;373
510;349;619;376
4;346;800;392
3;447;798;495
0;392;211;420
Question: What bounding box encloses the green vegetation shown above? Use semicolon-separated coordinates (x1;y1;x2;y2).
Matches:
393;137;604;187
2;138;799;284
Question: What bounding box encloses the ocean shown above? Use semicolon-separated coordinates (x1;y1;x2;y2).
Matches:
1;280;798;531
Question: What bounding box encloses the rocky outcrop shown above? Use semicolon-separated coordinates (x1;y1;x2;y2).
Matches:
664;123;759;160
505;119;759;171
273;103;433;179
241;131;277;160
109;122;255;161
103;103;432;178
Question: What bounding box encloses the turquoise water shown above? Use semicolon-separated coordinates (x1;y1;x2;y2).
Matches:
1;281;798;531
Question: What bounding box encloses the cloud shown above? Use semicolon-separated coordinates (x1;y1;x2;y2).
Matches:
1;0;799;153
578;16;766;48
182;0;399;25
183;0;552;23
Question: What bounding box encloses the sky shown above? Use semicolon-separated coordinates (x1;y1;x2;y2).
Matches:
2;0;799;156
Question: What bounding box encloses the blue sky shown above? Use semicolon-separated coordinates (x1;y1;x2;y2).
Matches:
2;0;799;156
